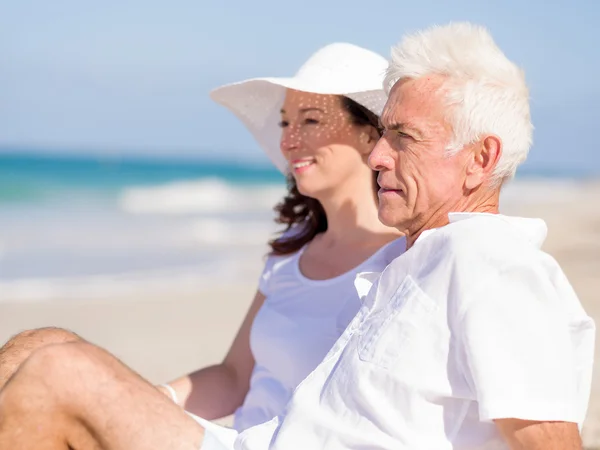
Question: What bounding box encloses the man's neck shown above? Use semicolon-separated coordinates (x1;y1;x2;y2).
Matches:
405;190;500;250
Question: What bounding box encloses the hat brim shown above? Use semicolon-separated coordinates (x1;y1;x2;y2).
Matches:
210;77;387;173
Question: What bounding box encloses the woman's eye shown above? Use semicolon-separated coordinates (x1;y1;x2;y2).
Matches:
278;120;289;128
304;118;319;125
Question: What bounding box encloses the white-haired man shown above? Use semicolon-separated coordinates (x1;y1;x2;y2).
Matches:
0;22;594;450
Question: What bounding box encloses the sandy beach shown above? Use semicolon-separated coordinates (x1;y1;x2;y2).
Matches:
1;179;599;447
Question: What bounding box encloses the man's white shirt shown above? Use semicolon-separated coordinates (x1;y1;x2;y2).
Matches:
234;213;595;450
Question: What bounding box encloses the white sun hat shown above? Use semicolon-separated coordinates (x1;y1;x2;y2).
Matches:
209;43;389;173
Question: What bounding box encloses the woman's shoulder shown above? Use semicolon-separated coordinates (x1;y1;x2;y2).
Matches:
258;226;307;294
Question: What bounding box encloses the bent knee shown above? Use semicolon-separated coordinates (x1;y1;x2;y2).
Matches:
17;341;97;382
15;341;118;403
0;328;83;387
0;342;89;412
2;327;81;352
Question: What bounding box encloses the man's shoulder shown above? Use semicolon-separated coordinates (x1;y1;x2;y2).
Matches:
436;213;547;263
392;214;553;295
380;214;554;291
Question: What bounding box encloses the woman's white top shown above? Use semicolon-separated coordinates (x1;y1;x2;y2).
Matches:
232;236;406;431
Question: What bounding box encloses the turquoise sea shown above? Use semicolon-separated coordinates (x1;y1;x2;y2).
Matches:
0;153;284;204
0;153;288;300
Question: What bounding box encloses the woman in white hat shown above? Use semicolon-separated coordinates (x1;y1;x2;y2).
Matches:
160;42;405;432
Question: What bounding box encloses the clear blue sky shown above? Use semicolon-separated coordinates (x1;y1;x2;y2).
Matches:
0;0;598;172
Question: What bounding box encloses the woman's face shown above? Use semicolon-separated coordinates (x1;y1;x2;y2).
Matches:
279;89;377;199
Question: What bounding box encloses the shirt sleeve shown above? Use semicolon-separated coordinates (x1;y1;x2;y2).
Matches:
457;264;581;424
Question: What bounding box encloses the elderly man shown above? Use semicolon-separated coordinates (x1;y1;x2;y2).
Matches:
0;22;594;449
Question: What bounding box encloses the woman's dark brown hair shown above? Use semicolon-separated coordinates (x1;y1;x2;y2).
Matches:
269;96;382;255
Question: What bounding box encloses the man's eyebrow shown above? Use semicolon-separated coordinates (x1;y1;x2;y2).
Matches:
380;120;424;139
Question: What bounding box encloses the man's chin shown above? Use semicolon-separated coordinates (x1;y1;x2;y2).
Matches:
378;210;406;229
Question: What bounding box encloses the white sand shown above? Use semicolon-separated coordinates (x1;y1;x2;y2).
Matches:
0;287;257;385
1;179;599;447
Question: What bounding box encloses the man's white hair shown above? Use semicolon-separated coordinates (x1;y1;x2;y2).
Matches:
385;22;532;184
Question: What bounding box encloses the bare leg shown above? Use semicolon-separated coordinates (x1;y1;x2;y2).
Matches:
0;327;81;389
0;341;204;449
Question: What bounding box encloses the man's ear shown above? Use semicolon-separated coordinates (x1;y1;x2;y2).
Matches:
465;135;502;189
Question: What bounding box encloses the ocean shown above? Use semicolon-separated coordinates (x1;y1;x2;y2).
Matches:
0;152;593;302
0;153;287;301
